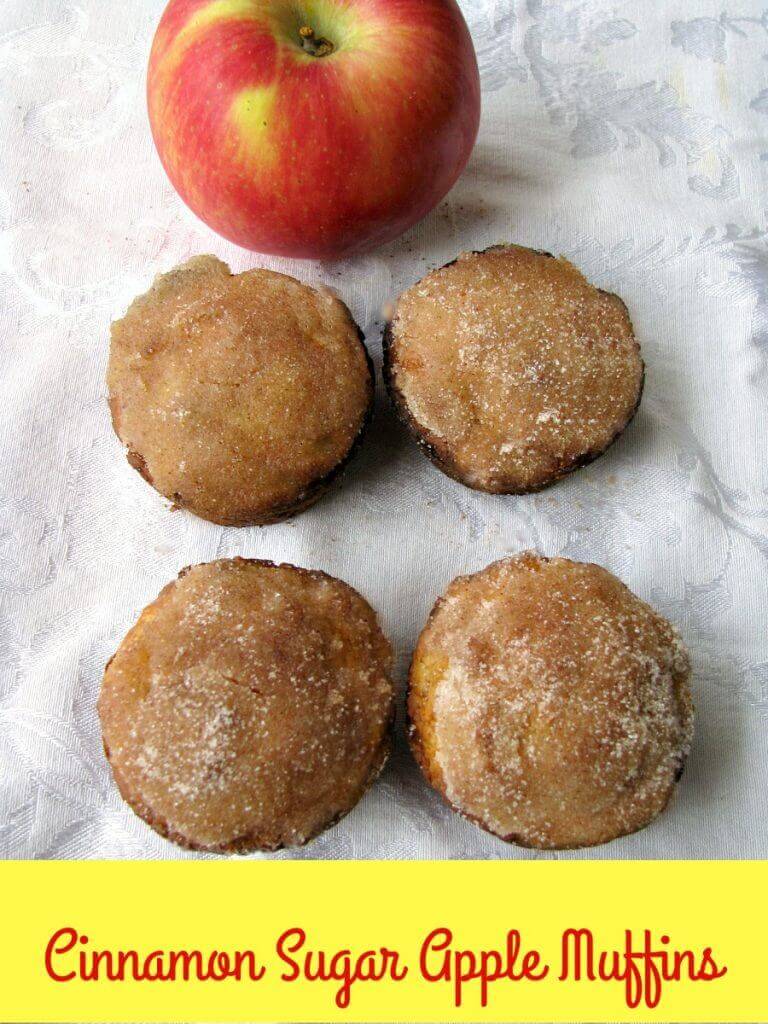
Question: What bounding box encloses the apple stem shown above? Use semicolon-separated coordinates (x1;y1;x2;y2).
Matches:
298;25;334;57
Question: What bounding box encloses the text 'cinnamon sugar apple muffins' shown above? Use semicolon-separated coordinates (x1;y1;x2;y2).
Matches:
384;245;644;493
408;552;693;850
108;256;373;526
98;558;394;853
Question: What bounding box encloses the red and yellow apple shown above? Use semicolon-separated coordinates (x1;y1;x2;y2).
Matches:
147;0;480;259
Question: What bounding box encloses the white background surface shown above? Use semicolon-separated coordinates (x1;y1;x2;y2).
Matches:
1;0;767;860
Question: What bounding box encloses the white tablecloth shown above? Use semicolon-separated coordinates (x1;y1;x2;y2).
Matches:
1;0;766;861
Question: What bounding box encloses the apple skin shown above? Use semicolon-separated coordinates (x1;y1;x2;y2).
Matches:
147;0;480;259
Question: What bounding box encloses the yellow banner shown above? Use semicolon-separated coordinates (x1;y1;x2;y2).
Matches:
1;860;764;1023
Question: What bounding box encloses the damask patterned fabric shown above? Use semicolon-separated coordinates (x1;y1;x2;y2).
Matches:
0;0;766;861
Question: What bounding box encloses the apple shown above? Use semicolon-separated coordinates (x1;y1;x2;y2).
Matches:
147;0;480;259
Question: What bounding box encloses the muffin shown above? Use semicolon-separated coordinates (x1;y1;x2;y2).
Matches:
408;552;693;849
98;558;394;853
108;256;373;525
384;245;643;492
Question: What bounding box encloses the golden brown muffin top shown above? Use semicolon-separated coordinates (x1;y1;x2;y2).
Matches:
108;256;372;525
99;559;394;853
408;552;693;849
386;246;643;492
